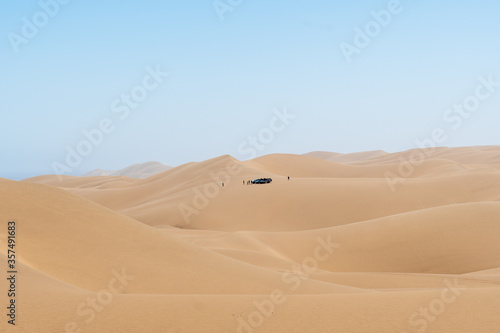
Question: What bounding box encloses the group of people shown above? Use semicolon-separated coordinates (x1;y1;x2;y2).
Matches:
242;176;290;185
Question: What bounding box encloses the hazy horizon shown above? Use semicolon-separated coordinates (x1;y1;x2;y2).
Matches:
7;144;499;181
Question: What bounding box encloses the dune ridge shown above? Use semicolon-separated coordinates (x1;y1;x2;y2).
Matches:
82;161;172;179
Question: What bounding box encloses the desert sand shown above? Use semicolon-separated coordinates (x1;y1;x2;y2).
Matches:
83;161;171;179
2;146;500;332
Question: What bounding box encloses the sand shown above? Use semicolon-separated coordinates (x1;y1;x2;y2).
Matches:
2;146;500;332
83;161;172;178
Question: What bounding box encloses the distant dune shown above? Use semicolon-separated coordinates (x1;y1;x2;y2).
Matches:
83;161;171;178
306;146;500;165
304;150;388;163
4;146;500;332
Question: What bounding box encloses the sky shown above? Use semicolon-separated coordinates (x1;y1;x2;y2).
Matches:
1;0;499;179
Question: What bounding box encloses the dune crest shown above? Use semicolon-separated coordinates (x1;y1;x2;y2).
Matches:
83;161;172;178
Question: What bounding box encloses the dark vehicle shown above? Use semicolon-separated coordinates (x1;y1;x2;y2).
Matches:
252;178;273;184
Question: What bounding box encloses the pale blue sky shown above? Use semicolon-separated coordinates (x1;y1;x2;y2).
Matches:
1;0;499;179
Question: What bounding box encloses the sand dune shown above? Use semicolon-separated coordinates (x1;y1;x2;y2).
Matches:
0;179;349;295
83;161;172;178
26;151;500;231
354;146;500;165
304;149;388;163
5;146;500;332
